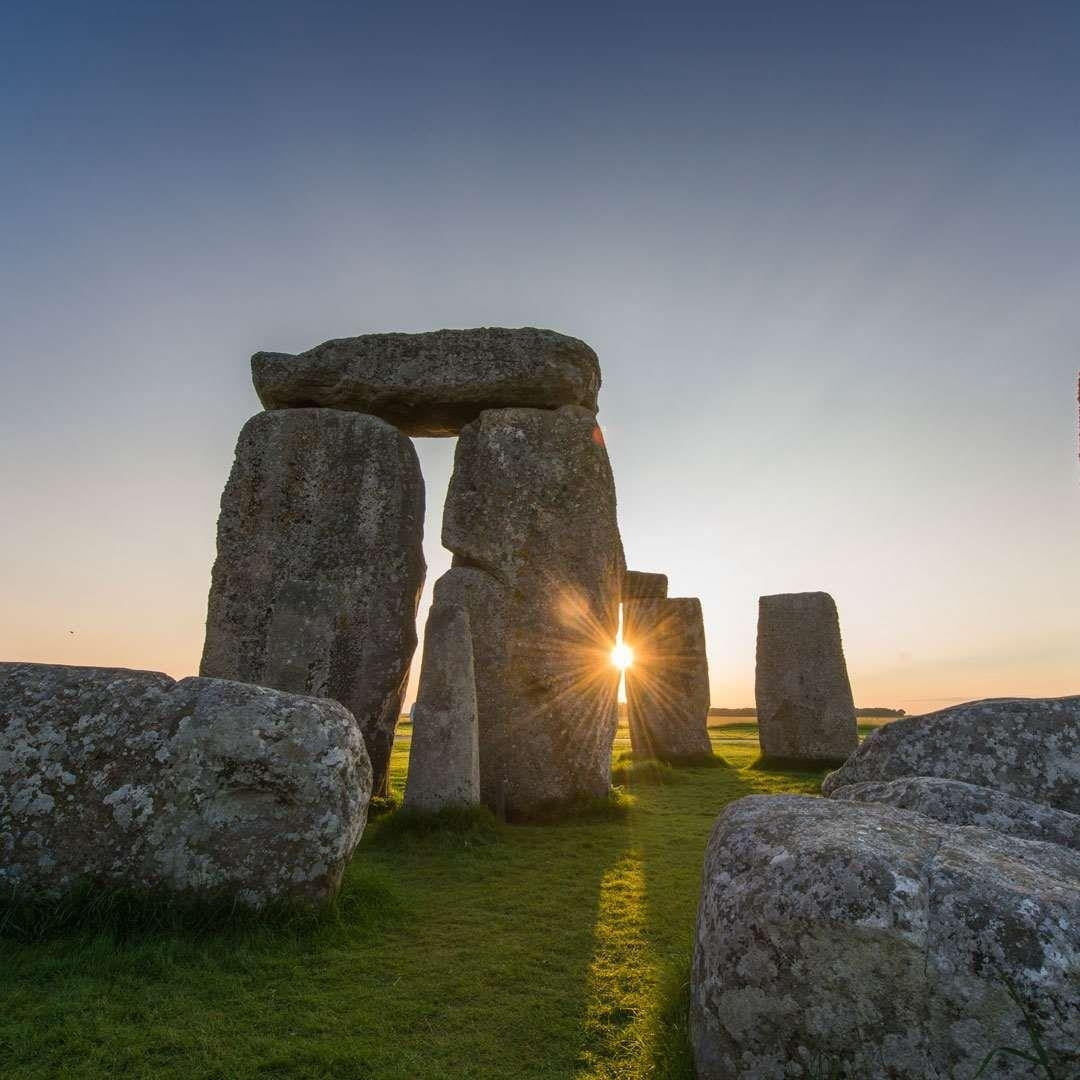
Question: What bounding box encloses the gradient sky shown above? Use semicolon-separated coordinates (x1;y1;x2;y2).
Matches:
2;1;1078;711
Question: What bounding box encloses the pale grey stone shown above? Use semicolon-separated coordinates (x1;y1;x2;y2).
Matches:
755;591;857;762
624;597;712;759
200;408;425;796
822;697;1080;813
691;794;1080;1079
0;663;371;906
252;327;601;436
437;405;625;816
830;776;1080;850
404;604;480;813
623;571;668;599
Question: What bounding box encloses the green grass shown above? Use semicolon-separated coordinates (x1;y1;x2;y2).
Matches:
0;724;822;1080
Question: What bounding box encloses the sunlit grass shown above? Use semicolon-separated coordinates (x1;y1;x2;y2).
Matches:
0;723;823;1080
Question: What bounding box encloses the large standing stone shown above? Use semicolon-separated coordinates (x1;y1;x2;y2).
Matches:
252;327;601;436
755;591;857;762
200;409;425;795
437;405;625;816
691;794;1080;1079
404;604;480;813
623;598;712;759
623;571;668;599
0;663;371;906
829;776;1080;851
822;696;1080;812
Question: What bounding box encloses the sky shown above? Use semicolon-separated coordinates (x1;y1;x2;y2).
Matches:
2;1;1078;712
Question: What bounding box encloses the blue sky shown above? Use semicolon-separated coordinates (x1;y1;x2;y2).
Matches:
2;1;1078;708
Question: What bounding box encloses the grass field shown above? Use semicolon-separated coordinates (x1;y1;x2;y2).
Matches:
0;722;837;1080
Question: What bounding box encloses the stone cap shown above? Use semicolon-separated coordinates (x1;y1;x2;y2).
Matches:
251;326;600;437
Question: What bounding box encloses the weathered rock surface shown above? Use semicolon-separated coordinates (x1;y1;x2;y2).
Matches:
200;409;425;796
830;776;1080;851
404;605;480;813
692;794;1080;1079
822;697;1080;813
624;597;712;759
252;327;601;436
623;571;668;599
755;591;857;762
437;405;625;816
0;663;371;906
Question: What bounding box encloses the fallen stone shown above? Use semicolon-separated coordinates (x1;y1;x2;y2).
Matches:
623;571;668;599
404;604;480;813
692;794;1080;1079
251;327;601;436
438;405;625;816
754;591;857;762
624;597;712;759
0;663;371;906
200;408;425;796
822;697;1080;813
829;776;1080;851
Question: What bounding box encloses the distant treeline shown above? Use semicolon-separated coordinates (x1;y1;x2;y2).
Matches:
708;706;906;718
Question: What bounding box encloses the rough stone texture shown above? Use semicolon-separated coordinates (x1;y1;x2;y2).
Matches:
623;571;668;599
623;597;712;759
692;794;1080;1079
0;663;371;906
437;405;625;816
830;776;1080;851
252;327;601;437
822;697;1080;813
755;591;857;762
404;604;480;813
200;409;425;796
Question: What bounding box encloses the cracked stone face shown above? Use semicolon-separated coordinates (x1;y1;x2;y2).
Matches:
691;794;1080;1080
822;697;1080;813
0;663;372;906
200;408;425;796
754;591;857;762
251;327;601;437
436;405;625;816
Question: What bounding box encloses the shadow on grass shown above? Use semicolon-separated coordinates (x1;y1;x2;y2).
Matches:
512;787;635;825
365;803;504;848
0;867;404;946
748;755;843;778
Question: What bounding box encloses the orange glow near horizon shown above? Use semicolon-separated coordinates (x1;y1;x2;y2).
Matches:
611;641;634;671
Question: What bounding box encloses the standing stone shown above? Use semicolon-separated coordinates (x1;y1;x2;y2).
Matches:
623;570;668;599
404;604;480;813
437;405;625;817
755;591;857;762
624;598;712;759
0;663;371;906
200;408;425;796
252;327;601;436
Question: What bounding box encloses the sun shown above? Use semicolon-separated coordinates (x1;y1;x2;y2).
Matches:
610;641;634;671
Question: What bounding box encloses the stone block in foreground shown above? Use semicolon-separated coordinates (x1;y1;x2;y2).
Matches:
404;604;480;813
822;696;1080;813
829;776;1080;850
754;591;856;762
691;794;1080;1079
200;408;425;796
252;327;601;436
0;663;371;906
